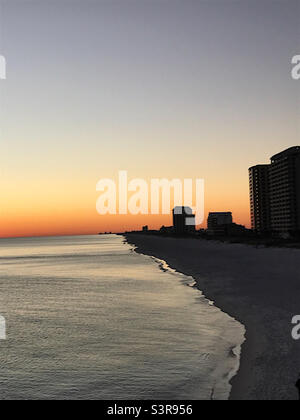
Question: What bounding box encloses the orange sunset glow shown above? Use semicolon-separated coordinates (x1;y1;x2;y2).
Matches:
1;0;298;238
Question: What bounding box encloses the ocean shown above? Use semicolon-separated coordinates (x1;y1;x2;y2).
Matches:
0;234;244;400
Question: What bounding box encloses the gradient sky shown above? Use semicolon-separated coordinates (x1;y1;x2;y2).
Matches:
0;0;299;237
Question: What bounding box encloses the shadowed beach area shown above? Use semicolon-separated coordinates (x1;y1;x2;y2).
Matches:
125;234;300;400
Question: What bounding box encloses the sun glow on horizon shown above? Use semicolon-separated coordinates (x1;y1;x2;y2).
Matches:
1;0;298;238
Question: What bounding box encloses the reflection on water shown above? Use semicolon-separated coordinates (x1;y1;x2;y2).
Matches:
0;234;244;400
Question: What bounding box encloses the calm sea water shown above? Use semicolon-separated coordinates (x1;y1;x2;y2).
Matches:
0;234;244;400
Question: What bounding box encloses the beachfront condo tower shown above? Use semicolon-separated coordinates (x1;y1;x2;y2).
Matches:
249;165;271;233
269;147;300;234
249;146;300;235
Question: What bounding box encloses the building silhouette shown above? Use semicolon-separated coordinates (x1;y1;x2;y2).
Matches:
207;212;232;234
172;207;196;235
270;147;300;233
207;212;248;236
249;146;300;235
249;165;271;233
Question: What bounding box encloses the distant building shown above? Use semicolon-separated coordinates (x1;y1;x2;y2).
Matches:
249;146;300;235
249;165;271;233
207;212;232;235
207;212;248;236
172;206;196;235
142;225;149;232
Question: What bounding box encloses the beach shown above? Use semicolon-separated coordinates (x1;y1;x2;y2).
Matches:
125;234;300;400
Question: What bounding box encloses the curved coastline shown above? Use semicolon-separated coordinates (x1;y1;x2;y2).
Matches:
124;235;246;400
124;233;300;400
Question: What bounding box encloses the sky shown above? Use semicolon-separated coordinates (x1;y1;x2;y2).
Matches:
0;0;299;237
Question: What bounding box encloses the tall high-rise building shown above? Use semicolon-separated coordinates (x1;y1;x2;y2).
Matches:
249;146;300;235
269;147;300;233
249;165;271;233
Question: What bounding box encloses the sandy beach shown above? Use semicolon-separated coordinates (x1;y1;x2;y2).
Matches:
125;234;300;400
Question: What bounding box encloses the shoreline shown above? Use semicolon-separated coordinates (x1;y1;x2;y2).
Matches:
145;253;246;401
124;233;300;400
128;242;246;400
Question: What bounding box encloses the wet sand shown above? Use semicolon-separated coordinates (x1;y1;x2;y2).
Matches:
125;234;300;400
